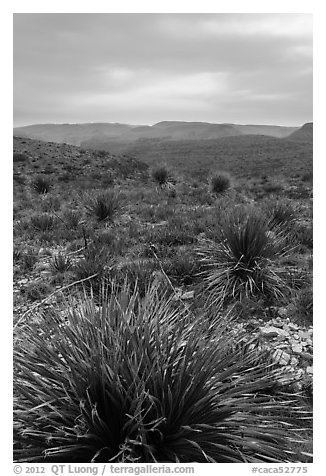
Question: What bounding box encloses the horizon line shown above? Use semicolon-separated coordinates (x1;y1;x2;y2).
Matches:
13;119;312;129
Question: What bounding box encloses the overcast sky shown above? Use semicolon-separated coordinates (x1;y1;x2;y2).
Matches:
13;13;312;127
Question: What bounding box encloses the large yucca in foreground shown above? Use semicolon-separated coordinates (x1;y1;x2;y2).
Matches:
14;282;309;463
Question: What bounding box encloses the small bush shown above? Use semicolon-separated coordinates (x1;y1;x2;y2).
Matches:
288;287;313;325
261;182;283;195
14;282;311;463
162;249;201;286
73;244;114;291
30;214;55;232
50;252;72;274
92;231;124;256
113;259;159;297
84;190;122;223
21;251;39;271
265;199;297;230
151;165;169;187
13;247;23;263
301;171;313;182
210;171;232;195
58;173;72;183
23;281;52;302
290;223;313;252
73;259;106;290
13;152;28;163
31;176;51;194
62;210;82;230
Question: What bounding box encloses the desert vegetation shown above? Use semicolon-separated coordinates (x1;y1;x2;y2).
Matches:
13;135;313;463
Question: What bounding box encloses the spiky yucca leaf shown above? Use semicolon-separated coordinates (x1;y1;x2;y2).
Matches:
31;175;51;194
210;171;232;195
14;282;310;463
151;165;169;187
50;252;72;273
197;207;291;308
84;189;122;223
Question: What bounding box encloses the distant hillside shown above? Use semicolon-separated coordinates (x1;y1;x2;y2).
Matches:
287;122;313;142
13;121;298;146
13;136;149;184
81;135;312;180
13;123;138;146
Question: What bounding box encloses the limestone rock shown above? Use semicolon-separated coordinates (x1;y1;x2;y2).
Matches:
260;326;289;338
292;343;303;354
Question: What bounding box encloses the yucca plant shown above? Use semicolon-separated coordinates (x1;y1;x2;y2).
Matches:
151;165;169;187
264;199;297;230
50;252;72;274
197;206;291;308
14;281;311;463
210;171;232;195
162;248;201;286
84;189;122;223
30;213;55;232
72;244;114;293
113;259;159;297
31;175;51;194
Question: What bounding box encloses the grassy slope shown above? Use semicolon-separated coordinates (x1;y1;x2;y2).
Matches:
81;134;312;180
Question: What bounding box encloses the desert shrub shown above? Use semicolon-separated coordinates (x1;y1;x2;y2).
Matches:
84;189;122;223
151;165;169;187
290;223;313;252
265;199;297;230
40;195;61;212
13;152;28;163
43;165;55;175
21;250;39;272
190;186;214;206
150;225;195;248
73;244;114;291
210;171;232;195
113;259;159;297
22;281;52;302
50;271;74;287
289;287;313;325
262;182;283;195
162;248;201;286
13;247;23;263
31;176;51;194
50;252;72;274
92;230;124;256
30;214;55;232
285;186;312;200
197;206;291;308
101;174;114;188
14;282;311;463
95;149;107;158
73;258;106;289
58;173;72;183
62;210;83;230
301;171;313;182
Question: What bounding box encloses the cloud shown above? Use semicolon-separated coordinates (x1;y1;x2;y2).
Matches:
13;13;312;126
